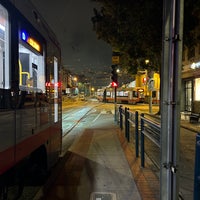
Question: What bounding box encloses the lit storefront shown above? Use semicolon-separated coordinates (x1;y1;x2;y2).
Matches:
182;61;200;112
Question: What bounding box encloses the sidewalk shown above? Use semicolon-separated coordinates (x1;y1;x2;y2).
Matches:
35;105;200;200
35;110;148;200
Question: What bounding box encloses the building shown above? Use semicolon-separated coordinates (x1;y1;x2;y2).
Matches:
182;44;200;112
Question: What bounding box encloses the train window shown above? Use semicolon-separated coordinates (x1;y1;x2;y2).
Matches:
18;43;45;93
106;91;111;97
0;4;9;90
117;91;123;96
0;5;10;109
124;91;128;97
17;32;45;109
133;91;138;97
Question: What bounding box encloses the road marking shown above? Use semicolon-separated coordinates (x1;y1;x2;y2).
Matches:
92;113;101;122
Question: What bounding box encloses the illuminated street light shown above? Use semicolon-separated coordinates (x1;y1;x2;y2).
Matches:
145;59;150;64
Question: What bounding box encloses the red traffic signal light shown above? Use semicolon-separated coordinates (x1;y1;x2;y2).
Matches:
111;81;118;87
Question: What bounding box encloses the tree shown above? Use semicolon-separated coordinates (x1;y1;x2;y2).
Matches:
91;0;200;75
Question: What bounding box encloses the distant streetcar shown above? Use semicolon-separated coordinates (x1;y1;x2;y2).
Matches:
97;87;145;104
0;0;62;198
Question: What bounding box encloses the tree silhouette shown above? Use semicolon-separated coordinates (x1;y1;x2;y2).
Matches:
91;0;200;74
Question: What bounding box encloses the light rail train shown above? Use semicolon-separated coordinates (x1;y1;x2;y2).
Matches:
0;0;62;198
97;87;160;105
97;87;145;104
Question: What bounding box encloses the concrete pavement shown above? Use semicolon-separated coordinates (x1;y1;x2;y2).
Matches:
35;107;147;200
35;101;200;200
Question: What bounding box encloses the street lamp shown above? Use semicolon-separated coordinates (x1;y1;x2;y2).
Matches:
91;87;94;96
145;59;150;64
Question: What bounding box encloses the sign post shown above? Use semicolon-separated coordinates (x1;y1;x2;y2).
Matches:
112;56;119;64
160;0;183;199
111;52;119;122
148;78;154;114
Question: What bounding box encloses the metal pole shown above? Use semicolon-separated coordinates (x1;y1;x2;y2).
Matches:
114;86;117;122
194;133;200;200
160;0;183;199
135;111;139;157
126;108;130;142
149;90;152;114
140;113;145;167
119;105;123;130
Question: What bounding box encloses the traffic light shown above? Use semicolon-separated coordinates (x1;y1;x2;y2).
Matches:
111;64;118;87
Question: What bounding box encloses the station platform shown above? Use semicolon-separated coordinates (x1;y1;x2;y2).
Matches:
34;103;200;200
34;107;160;200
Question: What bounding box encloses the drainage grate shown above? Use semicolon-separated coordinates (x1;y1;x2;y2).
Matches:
90;192;116;200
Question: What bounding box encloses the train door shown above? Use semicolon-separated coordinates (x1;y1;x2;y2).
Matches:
0;3;16;175
15;27;47;162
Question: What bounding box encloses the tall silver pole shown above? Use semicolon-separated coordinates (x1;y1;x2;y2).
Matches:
114;86;117;122
160;0;184;199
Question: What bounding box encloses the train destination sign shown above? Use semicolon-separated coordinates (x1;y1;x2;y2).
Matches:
20;31;42;53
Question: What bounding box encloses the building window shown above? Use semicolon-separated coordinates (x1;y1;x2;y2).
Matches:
198;44;200;54
194;78;200;101
185;80;192;111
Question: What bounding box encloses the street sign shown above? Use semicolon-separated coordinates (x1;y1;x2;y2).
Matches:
112;56;119;64
148;78;154;91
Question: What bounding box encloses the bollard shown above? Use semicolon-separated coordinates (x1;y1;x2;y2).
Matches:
125;107;130;142
127;108;130;142
135;111;139;157
119;105;123;130
125;107;128;139
140;113;145;167
194;133;200;200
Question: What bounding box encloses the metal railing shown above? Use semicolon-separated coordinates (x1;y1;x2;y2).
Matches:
118;105;160;163
140;113;160;167
118;105;200;200
118;105;139;157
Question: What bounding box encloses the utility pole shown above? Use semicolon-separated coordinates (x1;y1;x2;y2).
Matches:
160;0;184;199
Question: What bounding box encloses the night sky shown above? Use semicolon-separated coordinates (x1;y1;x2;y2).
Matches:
31;0;112;76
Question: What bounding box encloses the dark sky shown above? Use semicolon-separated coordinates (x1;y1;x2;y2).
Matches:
31;0;112;74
